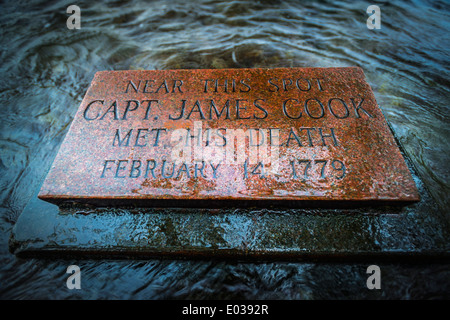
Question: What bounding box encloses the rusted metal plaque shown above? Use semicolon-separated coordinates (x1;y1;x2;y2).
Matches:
38;67;419;206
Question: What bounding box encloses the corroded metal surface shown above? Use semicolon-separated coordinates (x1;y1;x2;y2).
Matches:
38;67;419;206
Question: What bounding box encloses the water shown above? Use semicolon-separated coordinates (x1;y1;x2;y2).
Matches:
0;0;449;299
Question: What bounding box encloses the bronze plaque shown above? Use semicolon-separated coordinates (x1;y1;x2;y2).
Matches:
38;67;419;206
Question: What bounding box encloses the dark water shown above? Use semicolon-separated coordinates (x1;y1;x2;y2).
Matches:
1;0;449;299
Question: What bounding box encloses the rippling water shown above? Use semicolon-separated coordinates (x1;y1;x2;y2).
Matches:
0;0;449;299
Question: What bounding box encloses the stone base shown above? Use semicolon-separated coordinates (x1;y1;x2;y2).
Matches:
9;150;450;261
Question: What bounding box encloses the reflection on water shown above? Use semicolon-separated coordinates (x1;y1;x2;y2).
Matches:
0;0;449;299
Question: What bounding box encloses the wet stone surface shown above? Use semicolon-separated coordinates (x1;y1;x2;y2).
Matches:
9;155;450;260
38;67;419;206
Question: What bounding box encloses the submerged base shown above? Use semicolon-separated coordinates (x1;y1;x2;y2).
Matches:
9;153;450;261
